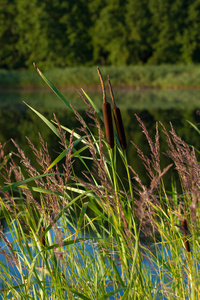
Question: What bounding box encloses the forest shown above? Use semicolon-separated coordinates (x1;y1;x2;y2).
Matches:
1;0;200;70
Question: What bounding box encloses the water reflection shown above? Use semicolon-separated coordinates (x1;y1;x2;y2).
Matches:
0;218;192;300
0;89;200;189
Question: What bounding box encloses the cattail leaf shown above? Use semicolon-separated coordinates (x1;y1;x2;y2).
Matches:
68;290;91;300
106;255;125;287
24;102;61;138
0;153;12;170
17;185;65;197
65;186;99;200
44;143;89;173
44;190;94;234
186;120;200;134
27;252;41;288
44;148;68;173
120;287;131;300
81;88;103;121
25;104;93;176
87;202;108;221
52;120;88;143
100;287;126;299
74;202;89;242
34;63;73;110
2;173;61;192
0;281;46;292
46;237;87;250
72;144;89;156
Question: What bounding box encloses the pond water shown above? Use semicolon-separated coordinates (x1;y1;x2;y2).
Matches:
0;88;200;188
0;218;181;300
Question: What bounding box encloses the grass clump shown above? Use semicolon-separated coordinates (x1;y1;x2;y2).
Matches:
0;67;199;299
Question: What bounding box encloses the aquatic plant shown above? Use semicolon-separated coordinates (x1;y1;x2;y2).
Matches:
0;67;199;299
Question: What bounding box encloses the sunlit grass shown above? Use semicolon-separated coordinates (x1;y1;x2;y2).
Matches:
0;66;199;299
2;64;200;89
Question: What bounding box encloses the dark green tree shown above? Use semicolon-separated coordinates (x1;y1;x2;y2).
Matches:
90;0;129;65
0;0;19;68
148;0;189;64
15;0;49;69
0;0;49;69
125;0;152;64
59;0;92;66
180;0;200;63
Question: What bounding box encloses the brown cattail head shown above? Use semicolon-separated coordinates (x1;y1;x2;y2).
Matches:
97;67;114;149
113;107;127;150
103;102;114;149
182;219;190;253
107;75;127;150
40;226;46;247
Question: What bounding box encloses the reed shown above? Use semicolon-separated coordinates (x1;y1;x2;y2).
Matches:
97;66;114;149
0;66;199;299
107;75;127;150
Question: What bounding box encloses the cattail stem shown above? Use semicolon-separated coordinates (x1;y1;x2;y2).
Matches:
97;67;114;149
182;219;190;253
107;75;116;107
107;76;127;150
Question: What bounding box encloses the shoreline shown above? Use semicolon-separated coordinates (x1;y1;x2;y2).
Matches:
2;84;200;92
2;64;200;90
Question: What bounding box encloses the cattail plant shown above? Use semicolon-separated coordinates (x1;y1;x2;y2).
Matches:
107;76;127;150
182;219;190;253
97;67;114;149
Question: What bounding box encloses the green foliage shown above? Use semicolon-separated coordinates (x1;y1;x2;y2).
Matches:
148;0;185;64
180;0;200;63
3;65;200;89
125;0;152;64
0;67;200;299
90;0;128;65
0;0;49;69
2;1;200;69
0;0;18;68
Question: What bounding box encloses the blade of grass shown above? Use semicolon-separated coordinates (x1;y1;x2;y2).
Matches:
81;88;103;121
100;287;126;299
17;185;65;197
45;144;89;173
186;120;200;134
74;202;89;242
2;173;61;192
24;102;61;138
33;63;73;111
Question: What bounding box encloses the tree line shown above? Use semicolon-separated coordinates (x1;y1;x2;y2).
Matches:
1;0;200;70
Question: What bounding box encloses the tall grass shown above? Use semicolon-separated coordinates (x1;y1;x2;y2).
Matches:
2;64;200;89
0;67;199;299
